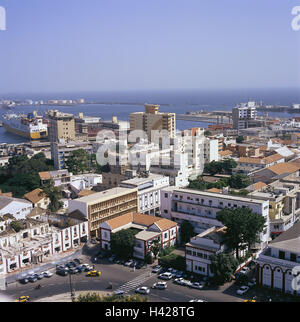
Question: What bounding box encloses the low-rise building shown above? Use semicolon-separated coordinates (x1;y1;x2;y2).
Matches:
256;221;300;296
24;188;50;210
99;212;178;260
0;196;33;220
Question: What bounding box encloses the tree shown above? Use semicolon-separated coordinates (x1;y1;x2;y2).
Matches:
150;240;161;259
65;149;90;174
110;229;137;260
204;130;212;137
228;173;251;189
10;221;22;233
210;253;239;285
40;180;63;212
216;207;265;258
204;160;223;175
180;221;196;245
236;136;244;143
76;292;148;302
222;158;237;174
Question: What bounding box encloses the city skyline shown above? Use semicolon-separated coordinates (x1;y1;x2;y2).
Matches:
0;0;299;94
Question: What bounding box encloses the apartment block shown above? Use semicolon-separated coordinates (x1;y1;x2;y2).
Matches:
68;187;138;237
47;110;75;143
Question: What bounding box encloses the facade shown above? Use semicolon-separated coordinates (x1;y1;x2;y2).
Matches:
232;101;258;130
237;154;285;170
24;188;50;210
99;212;178;260
130;104;176;141
68;187;138;238
256;221;300;296
0;196;33;220
39;169;73;187
185;226;227;277
51;140;93;170
0;209;88;275
47;110;75;143
120;174;170;215
161;187;270;251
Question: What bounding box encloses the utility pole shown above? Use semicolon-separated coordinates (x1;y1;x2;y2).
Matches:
69;273;75;302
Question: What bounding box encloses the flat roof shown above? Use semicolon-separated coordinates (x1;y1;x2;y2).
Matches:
74;187;137;204
172;188;267;204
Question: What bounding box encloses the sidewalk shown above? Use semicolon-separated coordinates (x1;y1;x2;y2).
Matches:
34;290;112;302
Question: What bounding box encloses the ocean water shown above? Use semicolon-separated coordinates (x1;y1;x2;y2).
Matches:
0;88;300;144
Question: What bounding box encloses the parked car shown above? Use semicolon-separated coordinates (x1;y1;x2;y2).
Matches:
175;271;184;278
69;267;79;274
19;277;29;284
114;290;124;296
248;278;256;288
34;273;44;280
73;258;81;265
135;286;150;295
56;269;68;276
189;299;206;302
42;271;53;278
158;272;173;280
181;279;193;287
76;265;87;273
236;286;250;295
240;267;250;274
152;265;162;273
174;278;185;285
135;261;144;269
56;265;65;271
189;281;205;290
124;259;134;267
81;264;93;271
86;270;101;277
152;282;167;290
129;260;137;268
28;275;38;283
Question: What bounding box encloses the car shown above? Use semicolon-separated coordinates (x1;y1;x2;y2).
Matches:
15;296;30;303
66;261;76;268
240;267;250;274
56;264;65;270
86;270;101;277
189;281;205;289
135;261;144;269
135;286;150;295
167;267;174;272
236;286;250;295
56;269;68;276
28;275;38;283
129;261;137;268
81;263;93;271
108;255;116;262
34;273;44;280
174;278;185;285
69;267;79;274
73;258;81;265
189;299;206;302
76;265;87;273
19;277;29;284
181;279;193;287
42;271;53;278
243;299;256;302
113;290;125;296
152;265;162;273
124;259;134;266
158;272;173;280
248;278;256;288
175;271;184;278
152;282;167;290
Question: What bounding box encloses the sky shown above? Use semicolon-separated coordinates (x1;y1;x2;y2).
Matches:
0;0;299;94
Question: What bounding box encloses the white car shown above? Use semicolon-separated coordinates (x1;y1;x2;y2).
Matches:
42;271;53;278
240;267;250;274
124;260;134;267
189;299;206;302
82;264;93;270
174;277;185;285
135;286;150;295
152;282;167;290
236;286;249;295
189;281;205;289
158;272;172;280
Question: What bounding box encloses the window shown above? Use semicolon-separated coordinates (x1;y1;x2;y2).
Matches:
164;209;168;214
279;251;285;260
290;253;297;262
164;193;168;198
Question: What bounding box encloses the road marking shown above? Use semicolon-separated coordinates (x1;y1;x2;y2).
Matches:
115;271;154;293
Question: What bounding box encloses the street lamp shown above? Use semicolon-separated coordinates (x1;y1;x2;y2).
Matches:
69;273;76;302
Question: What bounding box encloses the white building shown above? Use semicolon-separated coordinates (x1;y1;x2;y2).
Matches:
160;187;270;251
0;196;33;220
256;221;300;296
120;174;170;215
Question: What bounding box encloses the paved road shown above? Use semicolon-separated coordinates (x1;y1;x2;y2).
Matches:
4;253;248;302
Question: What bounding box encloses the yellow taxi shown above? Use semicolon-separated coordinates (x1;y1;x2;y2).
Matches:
86;270;101;277
243;299;256;302
15;296;30;303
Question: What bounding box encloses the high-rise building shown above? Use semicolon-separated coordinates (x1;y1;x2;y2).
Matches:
130;104;176;142
47;110;76;143
232;101;258;130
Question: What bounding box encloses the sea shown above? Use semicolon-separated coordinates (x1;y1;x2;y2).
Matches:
0;88;300;144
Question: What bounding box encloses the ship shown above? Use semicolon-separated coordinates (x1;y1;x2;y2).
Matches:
1;111;48;140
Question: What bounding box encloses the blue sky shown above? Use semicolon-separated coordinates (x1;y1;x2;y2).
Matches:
0;0;299;94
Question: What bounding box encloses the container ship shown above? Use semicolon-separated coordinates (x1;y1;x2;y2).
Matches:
1;111;48;140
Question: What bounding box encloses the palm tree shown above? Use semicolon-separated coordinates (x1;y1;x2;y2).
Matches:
39;180;63;212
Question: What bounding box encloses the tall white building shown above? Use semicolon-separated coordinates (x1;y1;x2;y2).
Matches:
232;101;258;130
